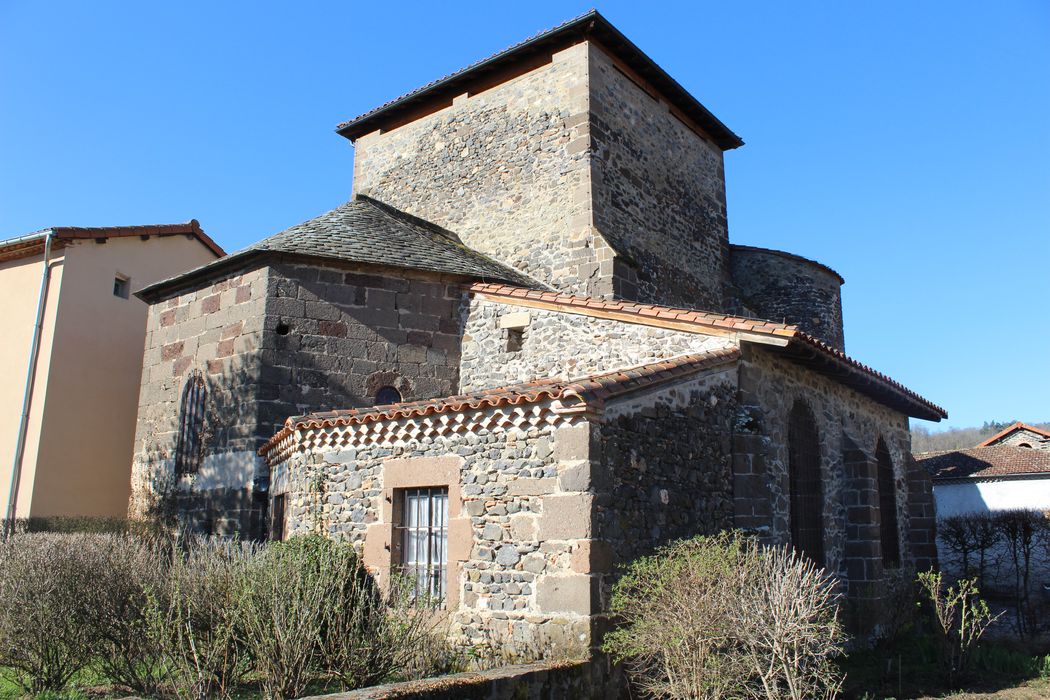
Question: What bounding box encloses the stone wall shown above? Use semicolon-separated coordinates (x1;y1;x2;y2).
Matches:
460;296;732;391
351;43;602;295
588;44;730;308
729;246;845;350
595;369;738;602
130;266;269;534
260;262;466;439
993;429;1050;450
272;409;600;658
131;259;469;537
734;345;915;594
299;660;626;700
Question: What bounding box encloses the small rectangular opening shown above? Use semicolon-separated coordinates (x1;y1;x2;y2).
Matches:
270;494;286;541
506;328;524;353
113;275;130;299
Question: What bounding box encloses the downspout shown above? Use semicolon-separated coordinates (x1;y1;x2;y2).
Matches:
4;232;55;535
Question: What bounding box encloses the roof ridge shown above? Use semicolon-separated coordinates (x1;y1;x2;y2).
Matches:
976;421;1050;447
467;282;947;420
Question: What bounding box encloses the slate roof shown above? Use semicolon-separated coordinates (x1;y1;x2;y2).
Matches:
918;445;1050;481
468;282;947;421
335;10;743;151
138;196;537;301
976;422;1050;448
0;221;224;264
260;347;742;456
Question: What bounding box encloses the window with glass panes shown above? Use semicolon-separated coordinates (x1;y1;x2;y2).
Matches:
396;487;448;603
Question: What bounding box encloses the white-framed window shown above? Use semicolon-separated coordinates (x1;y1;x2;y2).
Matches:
396;487;448;603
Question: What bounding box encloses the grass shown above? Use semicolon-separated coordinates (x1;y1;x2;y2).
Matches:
841;636;1050;700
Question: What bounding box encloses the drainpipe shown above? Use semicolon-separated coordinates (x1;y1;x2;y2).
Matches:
4;232;55;535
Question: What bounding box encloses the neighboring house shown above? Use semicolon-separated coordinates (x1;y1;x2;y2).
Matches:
976;422;1050;451
918;440;1050;595
1;222;223;522
918;444;1050;517
130;10;946;654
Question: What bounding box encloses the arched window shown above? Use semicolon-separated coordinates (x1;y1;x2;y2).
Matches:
788;400;824;564
375;385;403;405
1018;443;1033;449
174;371;207;475
875;437;901;567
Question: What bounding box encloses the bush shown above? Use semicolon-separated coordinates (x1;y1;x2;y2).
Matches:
0;533;106;692
603;532;844;700
146;536;258;700
917;569;999;684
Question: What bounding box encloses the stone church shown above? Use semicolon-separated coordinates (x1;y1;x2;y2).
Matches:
130;11;945;653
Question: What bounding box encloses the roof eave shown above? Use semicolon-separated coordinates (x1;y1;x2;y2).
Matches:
335;11;743;151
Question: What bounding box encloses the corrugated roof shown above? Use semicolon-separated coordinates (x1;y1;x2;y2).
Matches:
468;282;947;421
260;347;741;456
918;445;1050;481
137;196;538;301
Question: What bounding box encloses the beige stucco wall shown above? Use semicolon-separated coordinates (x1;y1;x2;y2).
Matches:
1;235;218;519
0;250;65;519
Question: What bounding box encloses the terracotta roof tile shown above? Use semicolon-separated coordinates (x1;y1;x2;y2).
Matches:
260;346;741;456
917;445;1050;480
467;282;947;421
975;422;1050;448
0;220;224;263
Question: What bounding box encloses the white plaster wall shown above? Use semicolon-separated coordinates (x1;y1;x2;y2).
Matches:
934;478;1050;517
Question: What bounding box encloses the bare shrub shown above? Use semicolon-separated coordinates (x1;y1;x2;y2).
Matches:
147;536;257;700
733;546;844;700
917;569;999;684
602;532;844;700
320;566;451;688
938;513;1001;590
995;509;1050;636
0;533;104;692
83;533;172;695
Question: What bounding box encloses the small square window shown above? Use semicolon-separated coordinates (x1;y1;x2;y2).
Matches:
113;276;130;299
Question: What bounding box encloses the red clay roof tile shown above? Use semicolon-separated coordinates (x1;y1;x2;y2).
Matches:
260;346;741;456
918;445;1050;480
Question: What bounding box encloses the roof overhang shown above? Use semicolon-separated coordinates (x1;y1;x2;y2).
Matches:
335;10;743;151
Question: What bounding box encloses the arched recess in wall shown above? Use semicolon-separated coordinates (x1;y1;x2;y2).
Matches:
788;400;824;565
175;370;207;475
875;437;901;567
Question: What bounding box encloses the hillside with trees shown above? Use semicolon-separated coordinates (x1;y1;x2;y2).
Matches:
912;420;1050;453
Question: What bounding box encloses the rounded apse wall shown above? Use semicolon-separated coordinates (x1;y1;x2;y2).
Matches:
729;245;845;350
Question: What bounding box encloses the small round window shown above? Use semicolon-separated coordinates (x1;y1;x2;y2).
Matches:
375;386;402;405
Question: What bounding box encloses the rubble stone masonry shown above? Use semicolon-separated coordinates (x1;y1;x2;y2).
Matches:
130;260;469;536
459;296;733;391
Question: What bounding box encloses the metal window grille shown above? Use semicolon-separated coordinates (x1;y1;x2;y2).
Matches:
875;438;901;567
396;487;448;604
174;371;207;475
788;401;825;565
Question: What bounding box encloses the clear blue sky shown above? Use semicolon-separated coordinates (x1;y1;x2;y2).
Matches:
2;1;1047;431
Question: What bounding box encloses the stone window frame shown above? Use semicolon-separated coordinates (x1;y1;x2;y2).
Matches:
874;437;901;568
363;457;471;610
787;399;825;565
174;370;207;475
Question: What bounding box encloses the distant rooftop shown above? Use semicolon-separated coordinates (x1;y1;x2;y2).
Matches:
335;10;743;151
917;445;1050;481
0;221;224;264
